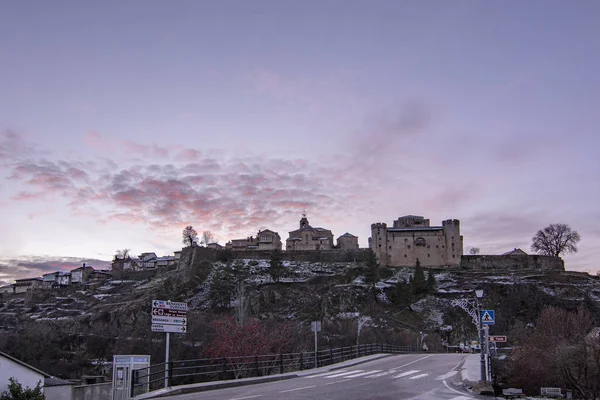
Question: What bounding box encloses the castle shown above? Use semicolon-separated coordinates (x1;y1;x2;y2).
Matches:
370;215;463;267
222;213;562;272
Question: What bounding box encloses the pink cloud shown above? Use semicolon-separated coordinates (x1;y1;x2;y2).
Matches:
83;131;113;151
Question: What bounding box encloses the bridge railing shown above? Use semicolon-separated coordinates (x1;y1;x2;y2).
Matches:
131;343;418;396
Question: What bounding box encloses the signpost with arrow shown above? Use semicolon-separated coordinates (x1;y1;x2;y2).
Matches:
151;299;187;388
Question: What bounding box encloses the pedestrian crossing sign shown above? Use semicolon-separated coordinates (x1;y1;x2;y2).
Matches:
481;310;495;325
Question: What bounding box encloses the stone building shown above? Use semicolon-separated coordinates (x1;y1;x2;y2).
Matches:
337;233;359;250
226;229;282;251
286;214;334;251
370;215;463;267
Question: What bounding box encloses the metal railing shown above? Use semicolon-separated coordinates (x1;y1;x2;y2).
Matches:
131;343;417;396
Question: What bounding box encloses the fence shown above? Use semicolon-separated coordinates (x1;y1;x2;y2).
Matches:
131;343;417;396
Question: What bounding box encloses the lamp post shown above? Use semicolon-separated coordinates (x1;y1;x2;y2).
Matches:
475;289;486;382
451;289;487;382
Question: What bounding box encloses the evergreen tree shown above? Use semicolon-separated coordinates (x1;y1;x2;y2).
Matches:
411;259;428;295
427;270;437;292
269;250;285;282
364;251;380;285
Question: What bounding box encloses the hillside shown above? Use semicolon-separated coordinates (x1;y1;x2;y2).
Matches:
0;256;599;381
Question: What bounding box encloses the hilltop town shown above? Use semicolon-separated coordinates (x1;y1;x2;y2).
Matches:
0;213;567;295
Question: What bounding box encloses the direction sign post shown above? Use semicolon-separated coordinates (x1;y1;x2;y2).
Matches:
489;335;507;343
151;299;187;389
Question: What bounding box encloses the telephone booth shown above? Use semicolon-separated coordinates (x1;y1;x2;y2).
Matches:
112;355;150;400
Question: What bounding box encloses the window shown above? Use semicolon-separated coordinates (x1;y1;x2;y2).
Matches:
407;245;411;249
404;238;408;242
428;254;430;257
379;244;381;248
452;255;455;258
404;254;407;258
436;245;439;248
427;245;430;249
389;246;392;249
442;246;445;248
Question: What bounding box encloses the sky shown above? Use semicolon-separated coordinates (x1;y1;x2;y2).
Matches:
1;0;599;282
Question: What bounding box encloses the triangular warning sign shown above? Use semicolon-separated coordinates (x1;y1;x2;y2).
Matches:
481;311;493;322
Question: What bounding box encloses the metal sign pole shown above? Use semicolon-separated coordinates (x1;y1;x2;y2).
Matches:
165;332;170;388
314;329;318;368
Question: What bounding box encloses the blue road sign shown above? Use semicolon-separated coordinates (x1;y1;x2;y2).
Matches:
481;310;495;325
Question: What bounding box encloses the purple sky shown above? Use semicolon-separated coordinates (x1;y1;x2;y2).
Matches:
1;0;599;282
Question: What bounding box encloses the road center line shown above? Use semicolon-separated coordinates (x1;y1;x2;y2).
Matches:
324;379;351;385
279;385;317;393
394;354;433;369
230;396;263;400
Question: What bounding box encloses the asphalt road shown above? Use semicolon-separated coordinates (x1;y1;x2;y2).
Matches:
160;353;480;400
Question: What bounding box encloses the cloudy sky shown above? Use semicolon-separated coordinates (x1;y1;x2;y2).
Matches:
1;0;599;282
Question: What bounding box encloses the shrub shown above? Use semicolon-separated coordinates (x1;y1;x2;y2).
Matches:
0;377;45;400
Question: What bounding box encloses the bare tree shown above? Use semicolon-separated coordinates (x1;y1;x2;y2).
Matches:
182;225;199;247
531;223;580;257
201;230;216;246
115;248;130;260
234;282;249;327
469;247;480;255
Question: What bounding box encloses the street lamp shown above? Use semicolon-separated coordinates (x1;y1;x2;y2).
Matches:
474;289;486;382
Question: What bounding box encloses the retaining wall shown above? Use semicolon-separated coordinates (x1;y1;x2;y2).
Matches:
459;255;564;272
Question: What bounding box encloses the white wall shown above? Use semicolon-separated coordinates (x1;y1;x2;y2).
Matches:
0;355;45;394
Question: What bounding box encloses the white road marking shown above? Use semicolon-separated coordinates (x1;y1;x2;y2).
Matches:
435;370;459;380
303;370;348;378
230;396;263;400
343;370;382;378
325;370;364;378
408;373;429;380
443;380;473;398
449;397;473;400
394;369;420;378
279;385;316;393
394;355;433;369
323;379;351;385
365;370;395;378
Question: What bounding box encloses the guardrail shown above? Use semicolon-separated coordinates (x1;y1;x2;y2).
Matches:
131;343;417;396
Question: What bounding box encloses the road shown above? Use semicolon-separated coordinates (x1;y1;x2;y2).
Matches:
159;353;480;400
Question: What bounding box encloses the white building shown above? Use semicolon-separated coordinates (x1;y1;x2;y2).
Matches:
0;351;48;394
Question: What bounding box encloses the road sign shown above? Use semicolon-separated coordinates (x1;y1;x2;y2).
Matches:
152;316;187;325
311;321;321;332
152;308;187;317
481;310;495;325
152;299;188;311
151;324;187;333
489;335;507;343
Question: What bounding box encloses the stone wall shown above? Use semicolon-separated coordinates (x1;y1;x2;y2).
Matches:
231;249;372;263
72;382;112;400
177;246;372;265
459;254;564;272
